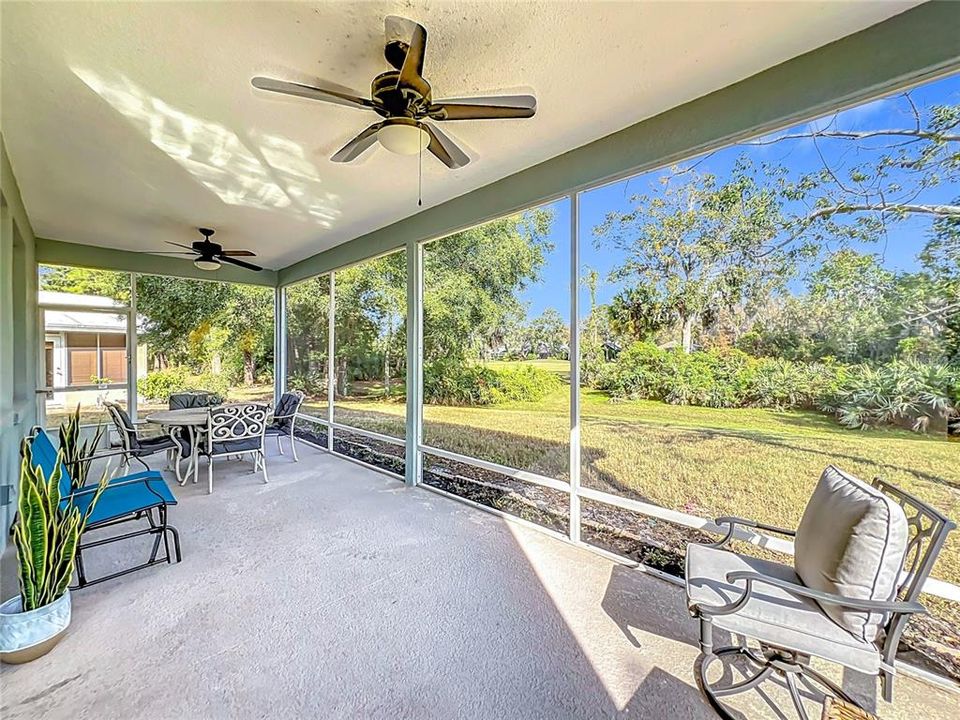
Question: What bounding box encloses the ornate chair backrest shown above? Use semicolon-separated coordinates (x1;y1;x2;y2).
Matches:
207;403;269;451
872;478;955;661
103;400;139;451
272;391;305;432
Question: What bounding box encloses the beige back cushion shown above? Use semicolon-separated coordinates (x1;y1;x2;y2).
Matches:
794;466;908;643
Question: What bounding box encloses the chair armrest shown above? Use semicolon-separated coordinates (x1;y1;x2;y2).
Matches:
62;448;130;467
709;571;926;617
708;516;796;549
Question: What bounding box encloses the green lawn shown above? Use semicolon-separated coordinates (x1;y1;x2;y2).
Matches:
325;367;960;600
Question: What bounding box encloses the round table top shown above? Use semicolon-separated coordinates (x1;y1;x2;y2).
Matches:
144;408;209;426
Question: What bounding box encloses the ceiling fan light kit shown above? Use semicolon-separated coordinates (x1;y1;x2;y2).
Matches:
194;257;221;271
251;15;536;172
377;118;430;155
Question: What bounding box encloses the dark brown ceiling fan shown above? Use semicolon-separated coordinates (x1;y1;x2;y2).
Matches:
250;15;537;169
147;228;263;272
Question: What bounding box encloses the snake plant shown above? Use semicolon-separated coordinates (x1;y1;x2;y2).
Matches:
13;439;106;612
58;404;104;491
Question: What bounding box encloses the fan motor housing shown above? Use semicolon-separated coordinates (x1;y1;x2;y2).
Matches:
372;71;431;117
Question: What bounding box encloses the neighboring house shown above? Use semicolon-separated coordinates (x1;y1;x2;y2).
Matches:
40;290;147;410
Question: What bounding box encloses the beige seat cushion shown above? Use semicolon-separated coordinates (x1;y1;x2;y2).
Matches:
794;466;908;643
685;543;880;673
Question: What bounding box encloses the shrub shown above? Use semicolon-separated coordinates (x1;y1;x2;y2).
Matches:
137;367;189;401
287;369;327;398
824;361;959;431
423;360;562;406
490;364;562;403
596;342;842;410
424;360;498;405
595;342;957;433
596;342;668;400
138;366;230;402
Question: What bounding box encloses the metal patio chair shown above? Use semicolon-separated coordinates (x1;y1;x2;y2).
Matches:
24;427;182;588
168;390;222;410
199;403;269;494
264;390;305;461
686;465;954;719
103;400;178;473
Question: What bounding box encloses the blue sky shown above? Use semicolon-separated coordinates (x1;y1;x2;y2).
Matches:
520;71;959;323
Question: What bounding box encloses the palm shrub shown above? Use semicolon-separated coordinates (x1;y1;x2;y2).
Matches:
824;361;959;431
14;440;107;611
58;405;103;492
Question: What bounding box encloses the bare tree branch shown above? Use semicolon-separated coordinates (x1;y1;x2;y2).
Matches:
747;129;960;145
805;202;960;221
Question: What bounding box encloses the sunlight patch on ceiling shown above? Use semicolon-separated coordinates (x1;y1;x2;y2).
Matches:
71;66;340;226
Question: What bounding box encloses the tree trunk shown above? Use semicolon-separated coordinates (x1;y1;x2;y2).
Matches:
681;314;696;353
336;357;348;398
243;351;255;385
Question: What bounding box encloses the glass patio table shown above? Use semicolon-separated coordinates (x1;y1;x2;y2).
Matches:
145;408;209;485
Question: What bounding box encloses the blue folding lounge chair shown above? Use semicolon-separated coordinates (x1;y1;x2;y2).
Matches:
25;428;182;588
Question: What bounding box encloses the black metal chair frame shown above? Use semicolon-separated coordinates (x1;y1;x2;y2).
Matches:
267;390;305;462
67;468;182;589
103;400;176;474
690;479;955;720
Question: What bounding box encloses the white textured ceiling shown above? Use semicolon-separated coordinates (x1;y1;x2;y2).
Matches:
1;1;917;270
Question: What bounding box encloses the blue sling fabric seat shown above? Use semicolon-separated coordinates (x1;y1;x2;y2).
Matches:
25;428;182;588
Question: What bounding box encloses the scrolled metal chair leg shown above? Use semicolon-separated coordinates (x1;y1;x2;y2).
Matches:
696;644;862;720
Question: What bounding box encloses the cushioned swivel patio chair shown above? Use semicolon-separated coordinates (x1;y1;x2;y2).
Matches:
686;466;954;719
264;390;305;461
104;400;178;473
24;427;181;588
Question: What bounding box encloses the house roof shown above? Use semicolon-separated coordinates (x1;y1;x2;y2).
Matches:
40;290;127;334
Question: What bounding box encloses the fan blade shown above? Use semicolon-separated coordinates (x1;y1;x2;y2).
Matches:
220;250;257;257
251;76;374;111
428;99;536;120
436;95;537;109
331;122;383;163
131;251;196;255
422;123;469;169
219;255;263;272
396;19;427;90
165;241;196;251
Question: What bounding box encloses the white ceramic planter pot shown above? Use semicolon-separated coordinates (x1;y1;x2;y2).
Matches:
0;591;71;664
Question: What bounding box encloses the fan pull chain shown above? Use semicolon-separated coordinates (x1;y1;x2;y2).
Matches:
418;144;423;207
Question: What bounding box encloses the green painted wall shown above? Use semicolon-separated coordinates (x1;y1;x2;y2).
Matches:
1;135;39;544
278;1;960;285
36;237;278;287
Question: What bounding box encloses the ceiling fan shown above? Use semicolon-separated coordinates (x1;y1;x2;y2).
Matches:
250;15;537;169
152;228;263;272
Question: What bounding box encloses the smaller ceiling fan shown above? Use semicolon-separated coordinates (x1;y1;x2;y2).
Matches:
146;228;262;272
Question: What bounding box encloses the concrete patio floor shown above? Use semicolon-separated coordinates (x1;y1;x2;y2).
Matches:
1;442;957;719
